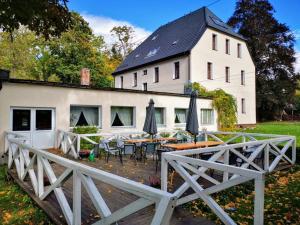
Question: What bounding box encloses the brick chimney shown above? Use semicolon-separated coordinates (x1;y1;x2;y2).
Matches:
80;68;90;86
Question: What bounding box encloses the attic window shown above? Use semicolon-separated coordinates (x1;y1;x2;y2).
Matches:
146;47;160;58
152;35;158;41
135;54;140;58
211;17;228;29
172;40;179;45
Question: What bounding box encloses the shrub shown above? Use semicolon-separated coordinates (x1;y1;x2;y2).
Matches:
73;126;101;150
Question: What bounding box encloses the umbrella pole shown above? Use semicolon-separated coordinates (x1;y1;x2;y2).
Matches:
194;135;197;144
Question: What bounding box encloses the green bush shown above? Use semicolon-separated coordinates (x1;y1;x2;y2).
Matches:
72;126;101;150
190;82;237;130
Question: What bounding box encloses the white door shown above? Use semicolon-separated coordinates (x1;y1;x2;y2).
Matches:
11;108;56;149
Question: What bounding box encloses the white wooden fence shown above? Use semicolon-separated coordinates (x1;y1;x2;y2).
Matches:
5;130;297;225
161;133;296;225
6;134;176;225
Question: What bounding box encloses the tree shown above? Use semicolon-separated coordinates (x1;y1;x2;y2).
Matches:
0;0;72;39
110;25;135;60
228;0;299;121
37;12;113;87
0;28;40;79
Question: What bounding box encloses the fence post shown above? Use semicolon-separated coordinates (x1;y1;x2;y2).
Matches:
161;155;168;192
223;149;229;182
264;144;269;171
254;175;265;225
73;169;81;225
77;135;81;155
292;138;296;164
37;155;44;197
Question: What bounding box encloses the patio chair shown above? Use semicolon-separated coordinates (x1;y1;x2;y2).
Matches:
142;142;157;162
116;138;135;157
101;140;123;164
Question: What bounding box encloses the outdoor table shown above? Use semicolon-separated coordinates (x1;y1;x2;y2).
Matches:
162;141;223;151
153;137;177;142
125;139;152;144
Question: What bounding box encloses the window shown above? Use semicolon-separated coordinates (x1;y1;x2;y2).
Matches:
120;76;123;89
174;62;180;79
154;67;159;83
225;67;230;83
155;108;165;126
201;109;214;125
174;108;187;124
12;109;31;131
237;43;242;58
212;34;217;50
241;70;245;85
207;62;213;80
143;70;147;75
111;106;134;127
143;83;147;91
241;98;246;114
36;110;52;130
133;72;137;87
70;106;100;127
225;39;230;54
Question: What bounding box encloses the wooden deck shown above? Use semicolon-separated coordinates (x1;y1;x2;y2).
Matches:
8;149;215;225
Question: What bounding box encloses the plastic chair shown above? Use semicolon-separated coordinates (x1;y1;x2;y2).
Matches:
101;140;123;164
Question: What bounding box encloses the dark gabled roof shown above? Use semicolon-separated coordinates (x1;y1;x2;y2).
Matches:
113;7;245;75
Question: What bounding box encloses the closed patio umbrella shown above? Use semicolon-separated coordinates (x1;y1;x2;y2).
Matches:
186;90;199;143
143;99;157;138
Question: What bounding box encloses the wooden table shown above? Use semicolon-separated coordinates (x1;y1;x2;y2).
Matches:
125;139;152;144
162;141;223;150
126;137;177;144
153;137;177;142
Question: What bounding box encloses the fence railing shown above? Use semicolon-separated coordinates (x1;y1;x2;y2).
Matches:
161;134;296;225
6;135;177;225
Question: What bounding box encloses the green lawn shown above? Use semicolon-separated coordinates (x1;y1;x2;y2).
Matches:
241;121;300;147
0;166;52;225
188;122;300;224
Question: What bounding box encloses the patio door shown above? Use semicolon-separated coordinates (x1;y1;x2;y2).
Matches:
11;108;56;149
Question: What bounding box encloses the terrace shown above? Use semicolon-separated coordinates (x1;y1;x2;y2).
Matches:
4;130;296;225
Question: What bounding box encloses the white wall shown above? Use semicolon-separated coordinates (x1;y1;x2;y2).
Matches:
190;28;256;124
114;56;189;93
0;82;217;156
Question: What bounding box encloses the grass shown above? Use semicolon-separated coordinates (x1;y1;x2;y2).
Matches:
188;165;300;225
0;166;52;225
241;121;300;147
188;121;300;224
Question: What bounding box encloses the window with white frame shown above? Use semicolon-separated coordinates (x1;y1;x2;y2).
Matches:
155;107;165;126
201;109;214;125
120;76;123;88
174;108;187;124
225;39;230;54
241;98;246;114
70;106;100;127
174;61;180;79
111;106;134;127
154;67;159;83
207;62;213;80
133;72;137;87
237;43;242;58
241;70;245;85
225;66;230;83
212;34;217;50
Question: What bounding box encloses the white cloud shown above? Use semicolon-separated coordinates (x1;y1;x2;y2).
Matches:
294;29;300;40
81;13;151;46
295;51;300;73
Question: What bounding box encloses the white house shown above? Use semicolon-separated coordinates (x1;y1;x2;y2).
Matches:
113;7;256;125
0;69;217;158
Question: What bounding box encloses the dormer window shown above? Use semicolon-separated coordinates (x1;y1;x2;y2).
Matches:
152;35;158;41
146;47;160;58
212;34;217;50
172;40;179;45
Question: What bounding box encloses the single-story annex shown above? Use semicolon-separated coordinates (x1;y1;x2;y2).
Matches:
0;71;217;159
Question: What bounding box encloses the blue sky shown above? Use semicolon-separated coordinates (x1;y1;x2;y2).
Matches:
69;0;300;70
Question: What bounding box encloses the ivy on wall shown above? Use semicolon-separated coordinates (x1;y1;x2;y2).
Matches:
188;82;237;130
